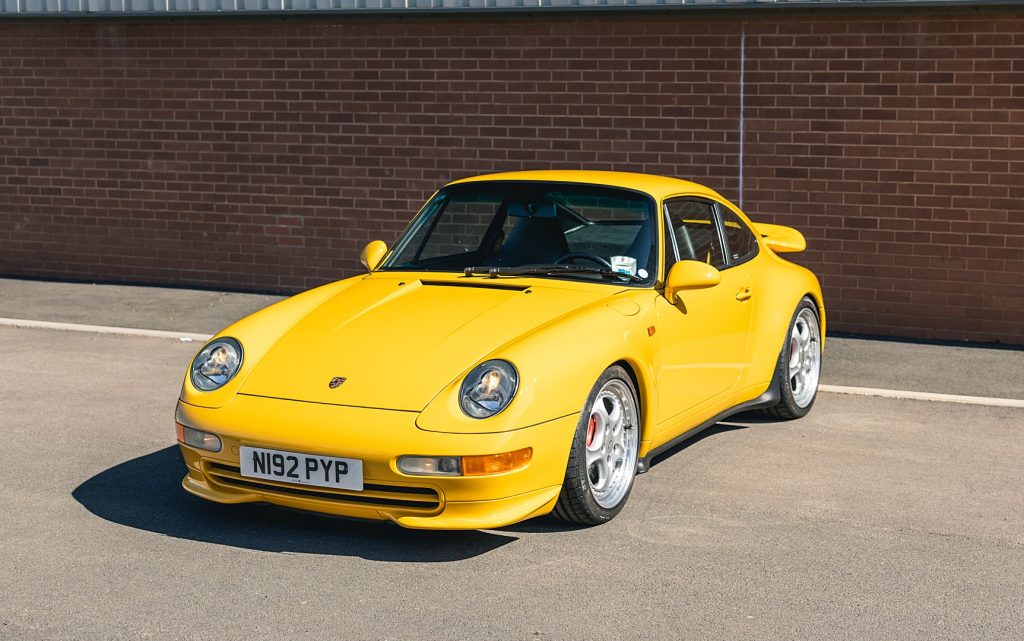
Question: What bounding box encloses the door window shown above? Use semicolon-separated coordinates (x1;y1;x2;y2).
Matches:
665;198;725;269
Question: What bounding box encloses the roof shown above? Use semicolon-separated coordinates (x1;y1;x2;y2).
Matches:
448;170;724;202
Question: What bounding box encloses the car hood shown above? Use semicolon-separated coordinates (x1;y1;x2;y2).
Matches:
238;275;619;411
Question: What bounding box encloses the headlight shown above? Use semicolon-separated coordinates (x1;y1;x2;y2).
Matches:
459;359;518;419
190;337;243;391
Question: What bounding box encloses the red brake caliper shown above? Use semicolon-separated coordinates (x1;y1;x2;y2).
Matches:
586;414;597;447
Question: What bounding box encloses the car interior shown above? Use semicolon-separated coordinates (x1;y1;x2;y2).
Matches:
386;187;659;282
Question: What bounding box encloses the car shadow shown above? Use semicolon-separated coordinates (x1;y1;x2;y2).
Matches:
647;421;752;470
728;410;783;424
72;446;516;562
504;421;760;531
498;515;589;534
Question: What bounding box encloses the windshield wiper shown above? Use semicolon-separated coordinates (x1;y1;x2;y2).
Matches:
463;265;645;283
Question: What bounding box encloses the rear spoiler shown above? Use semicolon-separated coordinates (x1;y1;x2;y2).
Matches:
753;223;806;253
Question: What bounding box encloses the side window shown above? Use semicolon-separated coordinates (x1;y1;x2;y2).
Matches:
665;198;726;270
718;205;759;265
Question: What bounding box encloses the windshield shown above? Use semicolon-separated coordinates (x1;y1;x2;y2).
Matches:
381;182;658;285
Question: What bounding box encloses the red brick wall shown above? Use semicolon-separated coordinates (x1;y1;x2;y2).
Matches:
1;10;1021;344
742;13;1024;344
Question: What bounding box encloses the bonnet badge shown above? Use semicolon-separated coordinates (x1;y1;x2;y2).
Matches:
328;377;347;389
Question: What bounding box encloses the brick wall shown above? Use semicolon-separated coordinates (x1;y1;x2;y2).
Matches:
1;9;1021;344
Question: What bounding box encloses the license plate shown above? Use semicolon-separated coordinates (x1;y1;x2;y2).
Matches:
239;446;363;492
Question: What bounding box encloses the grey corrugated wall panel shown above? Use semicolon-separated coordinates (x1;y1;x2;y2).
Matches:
22;0;58;11
85;0;125;11
126;0;168;11
194;0;236;10
0;0;1015;17
239;0;270;10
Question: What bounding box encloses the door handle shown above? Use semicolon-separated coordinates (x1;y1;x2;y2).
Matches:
735;287;752;302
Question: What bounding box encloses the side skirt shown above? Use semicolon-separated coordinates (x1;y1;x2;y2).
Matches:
635;378;780;474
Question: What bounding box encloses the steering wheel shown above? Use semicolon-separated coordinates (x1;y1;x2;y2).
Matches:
555;253;614;270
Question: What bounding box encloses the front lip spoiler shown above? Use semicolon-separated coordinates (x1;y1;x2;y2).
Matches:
387;485;562;530
181;470;563;531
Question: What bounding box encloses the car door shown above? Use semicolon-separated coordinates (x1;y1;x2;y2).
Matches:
653;196;755;432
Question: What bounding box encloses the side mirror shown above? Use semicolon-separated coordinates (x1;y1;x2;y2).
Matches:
664;260;721;304
752;222;806;253
360;240;388;272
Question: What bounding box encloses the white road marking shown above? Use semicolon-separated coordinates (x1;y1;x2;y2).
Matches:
3;316;1022;408
0;318;212;343
819;384;1024;409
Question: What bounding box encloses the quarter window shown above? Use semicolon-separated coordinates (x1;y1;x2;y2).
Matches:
665;199;726;270
718;205;759;265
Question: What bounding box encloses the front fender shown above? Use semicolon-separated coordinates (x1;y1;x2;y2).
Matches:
416;290;660;435
178;276;365;409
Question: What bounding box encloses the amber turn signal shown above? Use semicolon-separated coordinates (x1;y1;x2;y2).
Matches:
461;447;532;476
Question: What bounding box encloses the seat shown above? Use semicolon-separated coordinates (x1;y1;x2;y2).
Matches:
624;216;657;274
498;205;568;265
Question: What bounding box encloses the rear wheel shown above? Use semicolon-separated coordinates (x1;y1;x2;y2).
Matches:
552;366;640;525
764;298;822;420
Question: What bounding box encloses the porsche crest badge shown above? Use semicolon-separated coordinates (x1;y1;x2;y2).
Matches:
328;377;347;389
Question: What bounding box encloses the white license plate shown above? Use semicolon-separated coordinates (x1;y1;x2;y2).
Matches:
239;446;363;492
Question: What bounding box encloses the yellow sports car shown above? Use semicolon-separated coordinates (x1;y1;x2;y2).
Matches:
175;171;824;529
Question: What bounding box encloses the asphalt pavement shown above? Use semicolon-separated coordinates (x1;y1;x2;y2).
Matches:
0;276;1022;641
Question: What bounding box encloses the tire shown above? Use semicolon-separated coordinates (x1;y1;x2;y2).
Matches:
552;366;641;525
763;297;822;420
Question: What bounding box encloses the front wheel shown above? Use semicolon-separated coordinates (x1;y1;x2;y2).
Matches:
552;366;640;525
764;297;822;420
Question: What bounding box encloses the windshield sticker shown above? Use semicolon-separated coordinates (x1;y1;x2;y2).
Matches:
610;256;637;276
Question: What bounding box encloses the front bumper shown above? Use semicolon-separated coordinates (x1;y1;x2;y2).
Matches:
176;394;577;530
